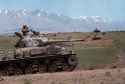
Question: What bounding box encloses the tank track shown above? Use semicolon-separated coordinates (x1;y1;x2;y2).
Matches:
0;54;78;76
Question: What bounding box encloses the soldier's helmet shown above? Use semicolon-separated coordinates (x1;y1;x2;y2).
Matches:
21;25;29;33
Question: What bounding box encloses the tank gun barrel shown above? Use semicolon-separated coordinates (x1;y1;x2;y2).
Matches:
52;39;85;42
44;39;84;45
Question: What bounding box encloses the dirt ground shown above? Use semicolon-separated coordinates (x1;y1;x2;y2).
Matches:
0;68;125;84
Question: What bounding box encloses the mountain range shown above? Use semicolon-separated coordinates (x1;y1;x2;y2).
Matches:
0;9;124;33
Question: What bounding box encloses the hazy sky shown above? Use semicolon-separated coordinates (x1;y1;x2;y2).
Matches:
0;0;125;21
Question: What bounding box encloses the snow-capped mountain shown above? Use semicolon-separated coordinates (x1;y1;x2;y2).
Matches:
77;16;106;23
0;9;124;33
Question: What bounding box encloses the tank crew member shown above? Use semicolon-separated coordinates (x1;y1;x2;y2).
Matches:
21;25;30;36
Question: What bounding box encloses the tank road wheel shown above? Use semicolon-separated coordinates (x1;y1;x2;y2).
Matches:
0;67;22;76
48;59;66;72
65;55;78;71
5;67;14;76
48;62;58;72
31;64;39;73
38;64;47;73
5;66;22;76
6;67;13;76
24;66;31;74
14;68;23;76
68;55;78;66
0;70;6;76
25;63;39;74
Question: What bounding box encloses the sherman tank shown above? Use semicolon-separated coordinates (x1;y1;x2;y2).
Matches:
0;28;82;76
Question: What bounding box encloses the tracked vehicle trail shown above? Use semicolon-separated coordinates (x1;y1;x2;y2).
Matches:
0;68;125;84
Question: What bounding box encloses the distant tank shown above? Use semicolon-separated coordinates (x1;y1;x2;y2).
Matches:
0;25;81;76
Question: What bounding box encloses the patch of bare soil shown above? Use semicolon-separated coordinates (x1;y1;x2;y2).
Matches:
109;51;125;69
0;68;125;84
85;38;113;47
